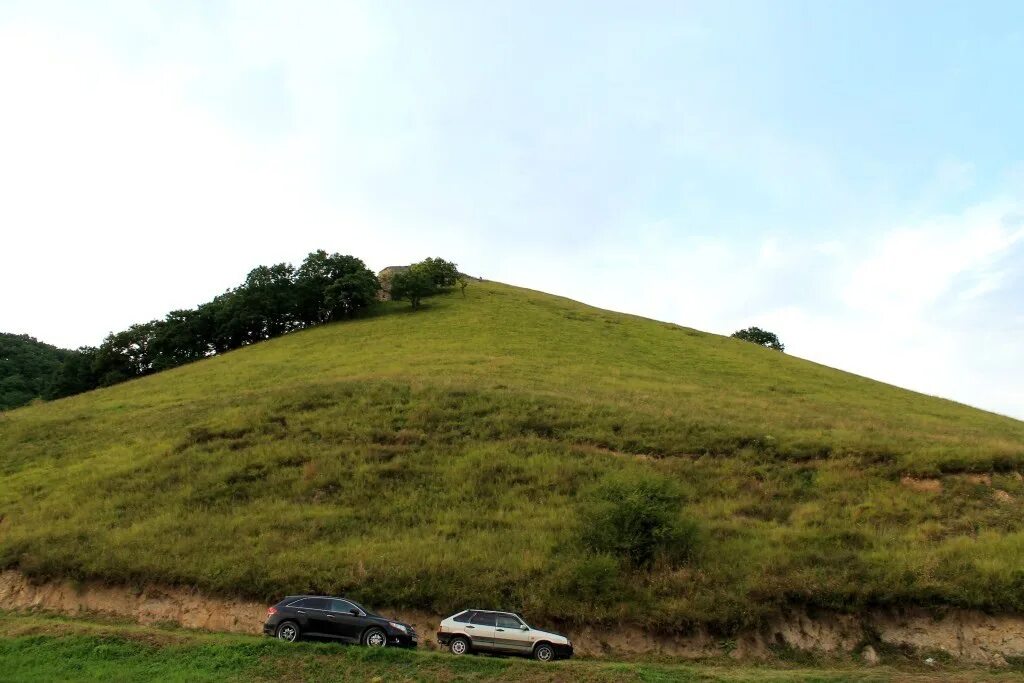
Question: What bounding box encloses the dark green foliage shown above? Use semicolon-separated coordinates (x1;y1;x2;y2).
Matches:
390;258;460;308
418;257;460;288
580;472;700;568
232;263;301;341
0;334;76;410
92;322;162;383
49;347;101;399
16;251;380;406
295;251;380;324
150;309;210;368
731;327;785;351
390;266;437;309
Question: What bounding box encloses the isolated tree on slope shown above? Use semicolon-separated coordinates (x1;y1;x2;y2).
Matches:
389;266;436;309
390;257;461;309
731;327;785;352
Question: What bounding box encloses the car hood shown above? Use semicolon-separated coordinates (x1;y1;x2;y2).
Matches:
529;627;569;644
369;614;412;629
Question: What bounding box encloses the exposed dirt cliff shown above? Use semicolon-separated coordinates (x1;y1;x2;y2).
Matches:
3;570;1024;665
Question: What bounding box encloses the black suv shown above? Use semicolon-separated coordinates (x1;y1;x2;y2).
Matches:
264;595;417;648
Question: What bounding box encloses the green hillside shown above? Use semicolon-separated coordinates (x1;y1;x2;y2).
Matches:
2;280;1024;631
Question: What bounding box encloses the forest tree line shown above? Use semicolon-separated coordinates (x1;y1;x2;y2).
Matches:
1;253;459;410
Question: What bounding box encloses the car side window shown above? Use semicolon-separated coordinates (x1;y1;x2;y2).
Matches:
453;611;473;623
290;597;329;610
470;612;497;627
495;614;523;629
330;599;360;614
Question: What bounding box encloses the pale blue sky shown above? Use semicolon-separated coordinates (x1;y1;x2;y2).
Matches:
1;1;1022;418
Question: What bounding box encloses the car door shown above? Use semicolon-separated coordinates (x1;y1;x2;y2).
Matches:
294;597;337;637
328;598;366;642
493;613;532;654
466;611;496;650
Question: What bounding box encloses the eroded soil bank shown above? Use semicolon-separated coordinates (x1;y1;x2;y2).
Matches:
3;569;1024;665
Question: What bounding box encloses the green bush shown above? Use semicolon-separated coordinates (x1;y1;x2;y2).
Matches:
580;472;700;568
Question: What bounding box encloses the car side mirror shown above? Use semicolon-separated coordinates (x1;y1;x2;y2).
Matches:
350;609;360;616
520;625;529;631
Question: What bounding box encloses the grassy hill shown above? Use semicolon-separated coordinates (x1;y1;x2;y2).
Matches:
2;280;1024;631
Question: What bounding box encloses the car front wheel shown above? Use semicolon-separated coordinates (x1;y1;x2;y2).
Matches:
449;636;470;655
276;621;300;643
363;627;387;648
534;643;554;661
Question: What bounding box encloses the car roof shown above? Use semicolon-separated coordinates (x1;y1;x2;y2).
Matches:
282;595;361;603
456;609;521;617
285;594;350;598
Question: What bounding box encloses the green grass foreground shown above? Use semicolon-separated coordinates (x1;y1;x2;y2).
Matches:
0;611;1019;682
2;281;1024;630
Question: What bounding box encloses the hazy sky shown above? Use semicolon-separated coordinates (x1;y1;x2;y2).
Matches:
1;1;1022;419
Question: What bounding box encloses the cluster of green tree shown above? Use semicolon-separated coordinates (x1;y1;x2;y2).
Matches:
389;257;463;309
0;334;77;410
62;251;383;391
3;253;460;410
731;326;785;351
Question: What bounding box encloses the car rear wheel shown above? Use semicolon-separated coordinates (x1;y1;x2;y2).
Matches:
363;627;387;648
534;643;554;661
449;636;470;655
276;621;300;643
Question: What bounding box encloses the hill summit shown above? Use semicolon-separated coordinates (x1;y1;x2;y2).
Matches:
2;280;1023;630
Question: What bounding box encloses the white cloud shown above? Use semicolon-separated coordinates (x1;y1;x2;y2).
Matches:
0;23;375;347
842;201;1024;319
0;4;1021;422
489;202;1024;419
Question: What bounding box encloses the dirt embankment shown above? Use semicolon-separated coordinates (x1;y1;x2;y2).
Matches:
4;570;1024;665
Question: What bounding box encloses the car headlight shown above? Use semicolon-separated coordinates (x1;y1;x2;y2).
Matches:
388;621;408;634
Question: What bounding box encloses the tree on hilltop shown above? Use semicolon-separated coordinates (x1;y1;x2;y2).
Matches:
731;327;785;352
418;257;460;288
295;251;379;324
389;266;436;309
389;257;461;309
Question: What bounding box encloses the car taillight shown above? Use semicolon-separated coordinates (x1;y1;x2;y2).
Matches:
267;606;278;616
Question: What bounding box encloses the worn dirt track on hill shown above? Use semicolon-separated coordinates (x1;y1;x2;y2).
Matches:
4;570;1024;665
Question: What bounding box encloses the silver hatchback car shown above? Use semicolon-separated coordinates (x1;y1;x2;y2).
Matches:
436;609;573;661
